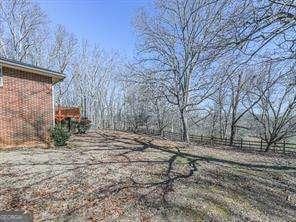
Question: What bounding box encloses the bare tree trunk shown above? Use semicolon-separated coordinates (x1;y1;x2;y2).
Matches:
229;123;236;146
265;142;273;152
180;110;189;142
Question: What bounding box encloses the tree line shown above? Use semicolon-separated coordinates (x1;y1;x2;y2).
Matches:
0;0;295;151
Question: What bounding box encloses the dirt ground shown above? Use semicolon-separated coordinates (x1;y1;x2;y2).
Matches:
0;130;296;221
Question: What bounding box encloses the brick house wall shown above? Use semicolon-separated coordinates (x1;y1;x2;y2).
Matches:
0;67;53;147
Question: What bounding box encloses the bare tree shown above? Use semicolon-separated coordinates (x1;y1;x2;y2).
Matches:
135;0;235;142
249;64;296;151
0;0;47;62
228;0;295;62
71;41;122;128
133;75;173;135
227;70;255;146
149;90;173;136
0;0;293;151
122;83;151;132
208;64;232;139
48;25;77;106
222;0;296;146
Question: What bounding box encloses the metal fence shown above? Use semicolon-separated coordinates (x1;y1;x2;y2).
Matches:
120;128;296;155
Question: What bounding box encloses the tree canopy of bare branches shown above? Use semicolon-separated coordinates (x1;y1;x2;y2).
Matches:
0;0;295;150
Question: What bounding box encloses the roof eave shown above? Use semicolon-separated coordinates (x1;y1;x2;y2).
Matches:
52;75;66;84
0;58;66;84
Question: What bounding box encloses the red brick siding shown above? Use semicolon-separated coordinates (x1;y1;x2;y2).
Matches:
0;67;53;147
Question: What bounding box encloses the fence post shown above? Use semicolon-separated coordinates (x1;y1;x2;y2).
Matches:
260;139;263;151
240;138;243;149
283;141;286;154
201;135;203;143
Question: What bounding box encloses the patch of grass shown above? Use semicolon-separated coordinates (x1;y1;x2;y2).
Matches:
206;202;231;220
175;156;190;165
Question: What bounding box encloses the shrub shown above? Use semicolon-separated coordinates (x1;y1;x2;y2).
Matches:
59;118;79;133
77;117;91;134
69;119;79;132
51;124;70;146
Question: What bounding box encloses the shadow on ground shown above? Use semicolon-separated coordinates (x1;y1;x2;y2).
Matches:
0;130;295;221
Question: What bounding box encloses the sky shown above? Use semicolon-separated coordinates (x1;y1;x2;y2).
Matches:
36;0;152;57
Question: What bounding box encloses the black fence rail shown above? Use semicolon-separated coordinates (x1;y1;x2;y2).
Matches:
119;128;296;155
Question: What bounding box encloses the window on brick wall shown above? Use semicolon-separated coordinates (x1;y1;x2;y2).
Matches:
0;65;3;87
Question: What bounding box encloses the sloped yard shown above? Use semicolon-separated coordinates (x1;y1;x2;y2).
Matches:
0;130;296;221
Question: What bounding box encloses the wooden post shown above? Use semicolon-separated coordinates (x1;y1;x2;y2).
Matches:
283;141;286;154
240;138;243;149
201;135;203;143
260;139;263;151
